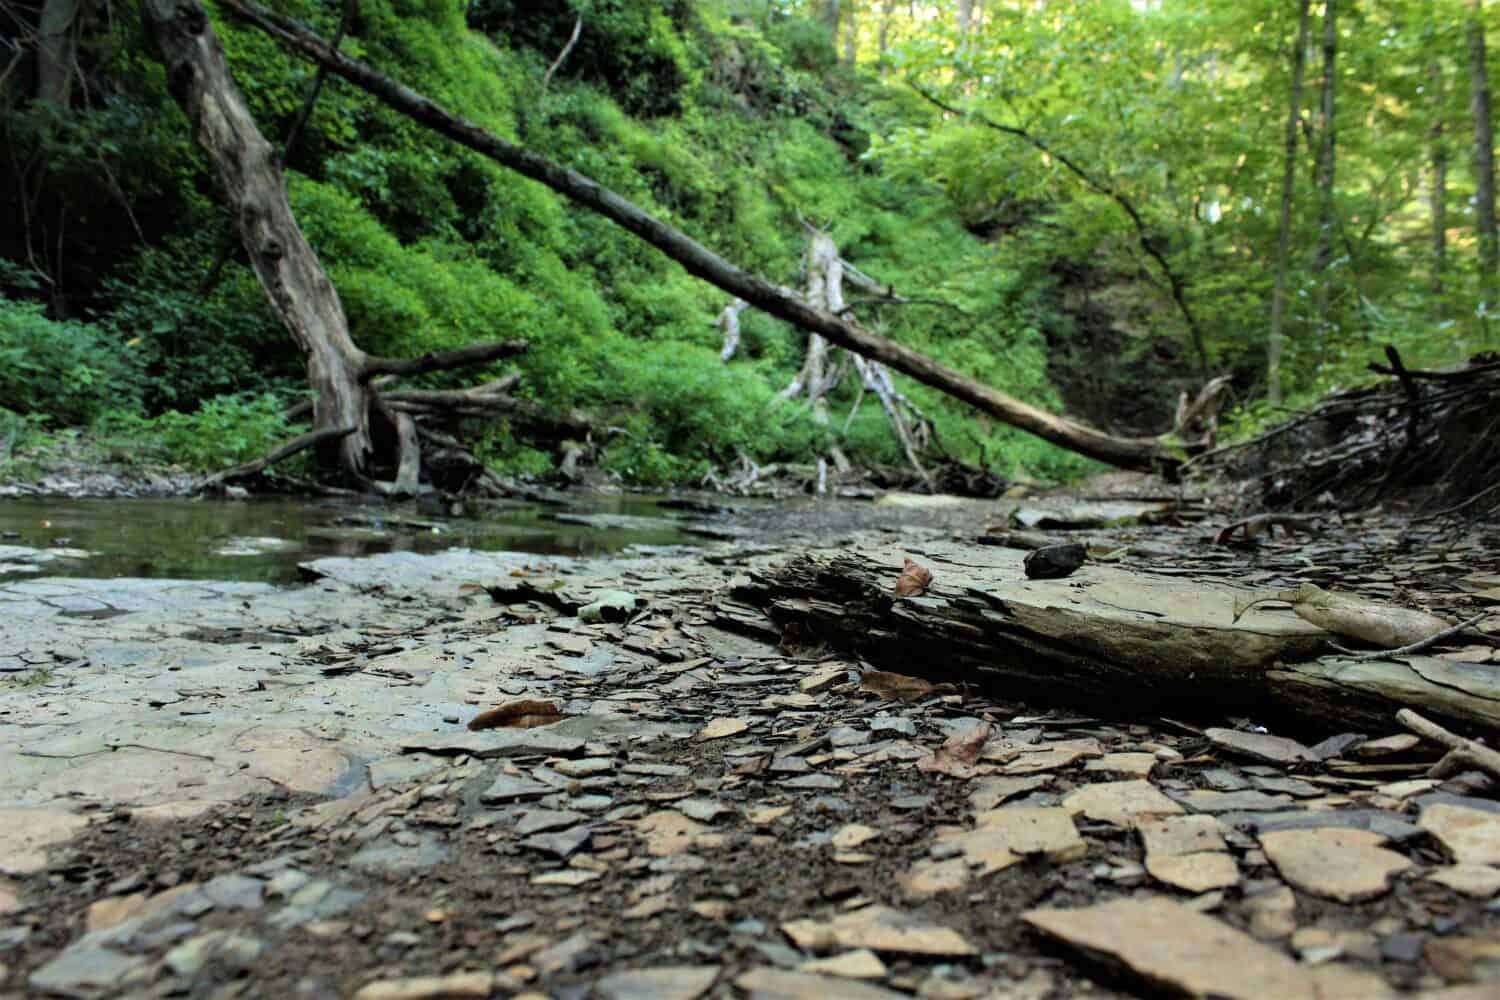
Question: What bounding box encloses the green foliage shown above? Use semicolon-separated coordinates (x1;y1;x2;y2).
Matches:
94;393;296;473
0;299;143;425
95;231;293;408
4;0;1188;484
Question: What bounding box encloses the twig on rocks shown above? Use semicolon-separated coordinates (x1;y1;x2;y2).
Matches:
1329;611;1490;659
1397;708;1500;783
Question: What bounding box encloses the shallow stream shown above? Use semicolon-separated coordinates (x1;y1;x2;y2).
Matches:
0;493;734;584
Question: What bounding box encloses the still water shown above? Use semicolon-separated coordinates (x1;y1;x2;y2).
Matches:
0;493;722;584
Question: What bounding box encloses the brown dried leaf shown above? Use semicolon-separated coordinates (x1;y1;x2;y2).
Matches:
861;670;941;704
467;698;563;731
894;557;934;598
917;722;994;779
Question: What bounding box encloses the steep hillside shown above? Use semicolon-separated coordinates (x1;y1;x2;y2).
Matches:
0;0;1093;484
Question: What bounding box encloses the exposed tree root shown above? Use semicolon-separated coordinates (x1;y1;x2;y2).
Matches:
196;424;355;493
1194;348;1500;517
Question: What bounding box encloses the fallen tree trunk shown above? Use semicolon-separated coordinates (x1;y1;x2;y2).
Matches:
720;537;1500;737
220;0;1182;475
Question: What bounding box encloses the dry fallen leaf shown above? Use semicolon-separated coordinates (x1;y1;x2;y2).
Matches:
861;670;948;704
917;721;993;779
894;557;934;598
468;698;563;731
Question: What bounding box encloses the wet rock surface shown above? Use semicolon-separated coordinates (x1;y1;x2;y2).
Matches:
2;498;1499;997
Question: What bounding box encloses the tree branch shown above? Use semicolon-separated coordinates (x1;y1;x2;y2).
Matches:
196;424;355;491
220;0;1177;473
278;0;356;165
361;338;529;381
541;13;582;94
912;82;1209;376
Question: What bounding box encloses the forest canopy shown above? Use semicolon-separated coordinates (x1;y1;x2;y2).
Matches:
2;0;1497;488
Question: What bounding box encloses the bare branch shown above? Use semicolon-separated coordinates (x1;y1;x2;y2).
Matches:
196;424;355;491
361;339;529;380
912;82;1209;376
541;14;582;94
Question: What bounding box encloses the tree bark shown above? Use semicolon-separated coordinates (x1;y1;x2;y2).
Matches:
224;0;1180;473
1470;1;1498;313
1432;60;1449;299
877;0;892;74
843;0;858;68
1310;0;1338;343
37;0;83;106
727;543;1500;738
957;0;974;38
141;0;373;479
1266;0;1312;406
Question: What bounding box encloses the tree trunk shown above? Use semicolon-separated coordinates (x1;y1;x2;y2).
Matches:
822;0;840;39
1310;0;1338;344
1471;1;1498;314
957;0;974;38
1432;60;1449;300
1265;0;1312;406
842;0;858;68
140;0;373;480
877;0;892;74
224;0;1183;474
37;0;83;106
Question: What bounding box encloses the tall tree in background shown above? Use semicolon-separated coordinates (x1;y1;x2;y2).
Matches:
878;0;893;74
1432;59;1449;300
843;0;858;67
36;0;84;106
1310;0;1339;342
1470;0;1498;315
1267;0;1313;405
821;0;841;45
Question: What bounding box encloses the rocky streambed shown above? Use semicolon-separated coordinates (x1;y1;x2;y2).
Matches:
2;492;1499;998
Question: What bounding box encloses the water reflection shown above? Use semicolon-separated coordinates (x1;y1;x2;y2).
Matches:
0;493;714;584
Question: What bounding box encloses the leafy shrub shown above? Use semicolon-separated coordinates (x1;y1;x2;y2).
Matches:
94;393;295;472
0;299;143;425
468;0;697;116
94;231;292;410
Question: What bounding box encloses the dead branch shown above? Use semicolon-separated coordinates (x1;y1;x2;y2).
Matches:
220;0;1181;475
541;13;582;94
1398;708;1500;783
361;339;529;380
196;424;355;492
1333;612;1491;660
1368;359;1500;382
913;83;1209;376
1172;373;1232;446
1214;512;1327;545
278;0;355;164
